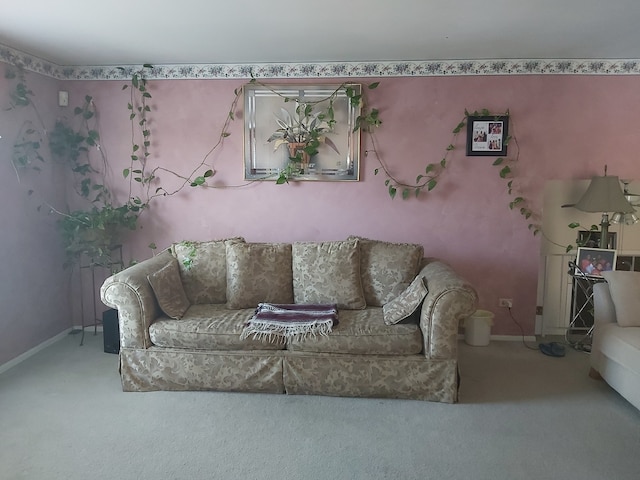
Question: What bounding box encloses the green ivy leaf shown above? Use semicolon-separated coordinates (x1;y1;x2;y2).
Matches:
416;174;423;183
440;158;447;168
568;222;580;229
374;168;379;175
499;166;511;178
452;122;465;134
427;179;437;191
388;185;397;199
368;82;380;89
204;169;214;178
402;188;410;200
493;157;504;166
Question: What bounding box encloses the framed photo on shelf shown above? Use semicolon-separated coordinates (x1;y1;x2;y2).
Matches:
575;247;617;278
466;115;509;156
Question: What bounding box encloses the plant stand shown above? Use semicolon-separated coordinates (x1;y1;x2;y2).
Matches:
78;245;123;346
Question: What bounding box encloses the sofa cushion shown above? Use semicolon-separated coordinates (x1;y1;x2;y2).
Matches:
226;242;294;309
383;275;428;325
602;271;640;327
146;258;191;319
149;304;285;350
172;238;244;304
287;308;423;355
292;239;366;310
349;236;424;306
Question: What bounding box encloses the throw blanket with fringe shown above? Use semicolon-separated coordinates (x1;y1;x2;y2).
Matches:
240;303;339;342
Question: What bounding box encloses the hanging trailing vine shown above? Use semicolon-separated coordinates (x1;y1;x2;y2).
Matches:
367;107;541;236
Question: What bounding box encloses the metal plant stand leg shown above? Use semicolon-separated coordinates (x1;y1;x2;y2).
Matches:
566;261;606;352
78;245;123;346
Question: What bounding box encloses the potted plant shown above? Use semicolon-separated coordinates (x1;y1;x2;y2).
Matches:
267;104;340;183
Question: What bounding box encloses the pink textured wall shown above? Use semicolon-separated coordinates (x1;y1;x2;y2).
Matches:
0;65;71;365
3;69;639;364
62;74;640;336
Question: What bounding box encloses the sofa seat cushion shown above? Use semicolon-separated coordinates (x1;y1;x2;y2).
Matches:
596;323;640;371
149;304;285;351
287;307;423;355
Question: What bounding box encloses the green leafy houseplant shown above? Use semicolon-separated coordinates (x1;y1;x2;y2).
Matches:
48;96;144;268
56;205;139;269
4;67;144;270
268;104;340;179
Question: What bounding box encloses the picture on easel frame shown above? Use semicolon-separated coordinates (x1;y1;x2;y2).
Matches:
575;247;617;278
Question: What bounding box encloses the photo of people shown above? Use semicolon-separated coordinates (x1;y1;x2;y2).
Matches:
467;117;508;155
575;247;617;277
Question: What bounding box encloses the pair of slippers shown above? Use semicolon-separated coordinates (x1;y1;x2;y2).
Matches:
539;342;566;357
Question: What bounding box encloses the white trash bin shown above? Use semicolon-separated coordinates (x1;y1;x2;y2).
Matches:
463;309;494;346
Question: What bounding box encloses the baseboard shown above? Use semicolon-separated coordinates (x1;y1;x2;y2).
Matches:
458;334;537;342
491;334;537;342
0;328;72;375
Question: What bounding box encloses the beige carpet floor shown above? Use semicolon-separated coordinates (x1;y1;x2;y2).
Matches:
1;332;639;480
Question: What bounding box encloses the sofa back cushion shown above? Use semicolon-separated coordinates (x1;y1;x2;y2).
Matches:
602;271;640;327
292;239;366;310
172;238;244;304
226;242;294;309
349;236;424;306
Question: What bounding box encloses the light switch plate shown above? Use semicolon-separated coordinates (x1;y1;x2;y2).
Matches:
58;90;69;107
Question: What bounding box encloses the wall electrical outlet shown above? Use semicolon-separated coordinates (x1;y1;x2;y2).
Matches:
499;298;513;308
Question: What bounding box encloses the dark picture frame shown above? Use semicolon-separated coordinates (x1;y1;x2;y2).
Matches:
575;247;617;278
466;115;509;156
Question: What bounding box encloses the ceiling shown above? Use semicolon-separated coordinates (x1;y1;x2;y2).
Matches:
1;0;640;67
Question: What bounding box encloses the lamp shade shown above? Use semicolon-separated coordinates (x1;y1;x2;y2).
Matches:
574;175;635;213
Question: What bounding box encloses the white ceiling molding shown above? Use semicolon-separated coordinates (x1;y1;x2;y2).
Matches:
3;44;640;80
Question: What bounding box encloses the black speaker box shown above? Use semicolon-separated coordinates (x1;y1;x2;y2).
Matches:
102;308;120;354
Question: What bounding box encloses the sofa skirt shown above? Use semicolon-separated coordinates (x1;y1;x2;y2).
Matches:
283;352;457;403
120;348;286;393
119;347;458;403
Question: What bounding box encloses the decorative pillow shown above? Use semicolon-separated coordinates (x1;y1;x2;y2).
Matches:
292;239;366;310
349;236;424;307
147;258;191;319
602;271;640;327
172;238;244;304
226;242;294;309
383;275;428;325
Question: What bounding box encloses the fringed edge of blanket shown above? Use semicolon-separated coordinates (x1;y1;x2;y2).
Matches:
240;303;338;343
240;318;335;342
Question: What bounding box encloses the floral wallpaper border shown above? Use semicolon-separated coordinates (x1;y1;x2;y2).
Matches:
2;44;640;80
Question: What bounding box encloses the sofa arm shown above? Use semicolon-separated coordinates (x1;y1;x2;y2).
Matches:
100;250;174;349
419;258;478;359
593;282;616;326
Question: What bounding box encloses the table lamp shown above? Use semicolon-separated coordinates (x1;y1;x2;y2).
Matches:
574;167;635;248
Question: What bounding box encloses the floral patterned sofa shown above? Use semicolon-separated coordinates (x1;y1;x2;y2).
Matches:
100;237;478;403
